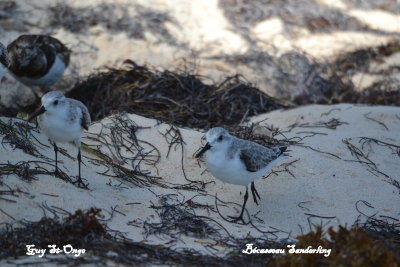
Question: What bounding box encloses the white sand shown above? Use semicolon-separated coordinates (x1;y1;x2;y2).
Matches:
1;104;399;260
1;0;400;263
1;0;399;104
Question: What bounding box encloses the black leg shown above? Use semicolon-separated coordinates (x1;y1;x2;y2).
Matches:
78;148;81;179
72;147;88;189
228;186;249;224
251;181;261;205
53;143;58;173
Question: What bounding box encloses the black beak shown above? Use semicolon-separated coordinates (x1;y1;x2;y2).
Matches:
195;143;211;158
28;106;46;122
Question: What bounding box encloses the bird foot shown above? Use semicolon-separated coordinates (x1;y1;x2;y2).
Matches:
72;177;89;190
228;215;246;224
251;182;261;205
54;168;62;177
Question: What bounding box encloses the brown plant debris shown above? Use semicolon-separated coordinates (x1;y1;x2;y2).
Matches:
0;207;287;266
0;161;72;184
1;207;399;266
0;119;46;159
83;113;163;188
271;225;400;266
144;195;219;239
0;208;108;260
354;204;400;251
343;137;400;192
66;61;284;130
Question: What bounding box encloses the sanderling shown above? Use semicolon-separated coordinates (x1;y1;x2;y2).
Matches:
0;35;70;96
28;91;91;188
196;127;287;223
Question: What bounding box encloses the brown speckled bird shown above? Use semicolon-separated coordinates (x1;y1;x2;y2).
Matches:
0;35;70;97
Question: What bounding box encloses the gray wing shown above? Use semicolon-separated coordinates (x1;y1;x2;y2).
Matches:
70;99;91;130
239;142;286;172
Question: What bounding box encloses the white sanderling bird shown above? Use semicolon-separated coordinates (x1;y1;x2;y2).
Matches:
28;91;91;188
196;127;287;223
0;35;70;96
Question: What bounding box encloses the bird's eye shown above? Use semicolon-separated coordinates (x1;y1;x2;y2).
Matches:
53;100;58;105
218;135;223;141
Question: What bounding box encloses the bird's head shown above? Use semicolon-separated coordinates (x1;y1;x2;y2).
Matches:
195;127;231;158
28;91;66;122
10;36;47;69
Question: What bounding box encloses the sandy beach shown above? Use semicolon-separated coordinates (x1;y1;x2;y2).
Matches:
0;0;399;265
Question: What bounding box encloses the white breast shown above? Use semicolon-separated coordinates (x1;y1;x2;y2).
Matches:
205;148;286;186
205;149;257;186
15;55;66;87
38;108;82;145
